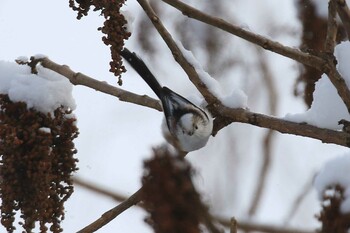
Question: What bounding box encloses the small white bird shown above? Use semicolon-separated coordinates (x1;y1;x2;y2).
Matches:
120;48;213;152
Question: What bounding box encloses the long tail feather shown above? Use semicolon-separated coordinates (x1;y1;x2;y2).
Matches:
120;48;163;99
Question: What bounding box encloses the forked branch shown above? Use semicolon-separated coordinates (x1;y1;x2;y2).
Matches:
161;0;350;114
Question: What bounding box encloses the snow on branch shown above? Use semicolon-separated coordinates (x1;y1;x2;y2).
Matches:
39;57;162;111
136;0;220;105
16;56;349;147
161;0;350;115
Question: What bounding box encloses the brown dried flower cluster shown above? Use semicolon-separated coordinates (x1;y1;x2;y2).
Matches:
69;0;131;85
317;185;350;233
0;94;79;233
141;147;203;233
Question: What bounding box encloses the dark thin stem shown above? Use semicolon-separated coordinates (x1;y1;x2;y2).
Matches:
161;0;325;69
248;49;277;217
336;0;350;38
217;217;315;233
325;0;338;54
77;187;144;233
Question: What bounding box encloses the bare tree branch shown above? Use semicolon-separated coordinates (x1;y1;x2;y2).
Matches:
336;0;350;38
40;57;162;111
75;177;315;233
136;0;220;105
325;0;338;54
161;0;325;69
77;187;144;233
74;177;131;204
76;177;222;233
324;61;350;114
217;217;315;233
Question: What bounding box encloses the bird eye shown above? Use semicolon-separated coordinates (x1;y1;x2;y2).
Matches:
194;125;198;130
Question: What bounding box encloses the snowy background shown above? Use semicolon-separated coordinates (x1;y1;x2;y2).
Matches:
1;0;350;232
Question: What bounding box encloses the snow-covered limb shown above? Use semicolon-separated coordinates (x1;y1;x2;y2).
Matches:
161;0;350;115
35;57;350;148
215;106;350;147
0;60;75;114
39;57;162;111
177;42;247;108
285;42;350;129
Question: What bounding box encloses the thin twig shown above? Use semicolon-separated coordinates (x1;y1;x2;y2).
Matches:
73;177;132;204
336;0;350;38
248;49;277;217
161;0;350;114
217;217;315;233
40;57;162;111
75;177;315;233
76;176;222;233
325;0;338;54
77;187;144;233
283;173;315;224
136;0;220;105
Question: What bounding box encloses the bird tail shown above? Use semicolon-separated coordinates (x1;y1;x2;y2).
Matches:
120;48;163;99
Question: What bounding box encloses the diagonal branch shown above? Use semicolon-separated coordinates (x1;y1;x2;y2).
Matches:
77;186;144;233
161;0;325;70
336;0;350;38
73;178;131;204
75;178;315;233
136;0;220;105
324;57;350;114
40;57;162;111
248;49;277;217
323;1;350;114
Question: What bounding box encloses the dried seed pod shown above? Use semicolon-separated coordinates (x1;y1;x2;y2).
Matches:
0;94;79;233
69;0;131;84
